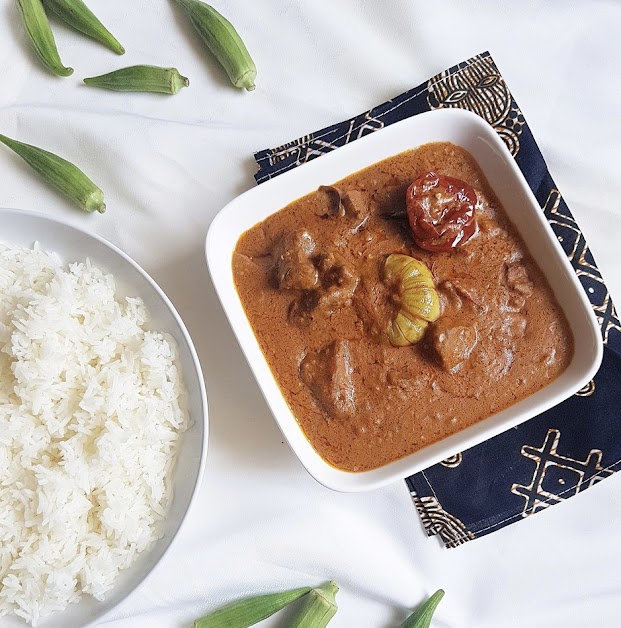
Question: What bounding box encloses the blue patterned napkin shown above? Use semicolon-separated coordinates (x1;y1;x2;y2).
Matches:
253;52;621;547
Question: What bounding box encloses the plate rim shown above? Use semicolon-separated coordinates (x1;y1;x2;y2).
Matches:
0;206;209;626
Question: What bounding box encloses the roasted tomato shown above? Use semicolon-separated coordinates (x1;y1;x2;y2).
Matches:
406;171;477;252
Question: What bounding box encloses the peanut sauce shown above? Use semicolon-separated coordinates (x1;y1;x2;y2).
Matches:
233;143;573;472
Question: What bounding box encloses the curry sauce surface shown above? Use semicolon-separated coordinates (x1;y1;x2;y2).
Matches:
233;143;573;472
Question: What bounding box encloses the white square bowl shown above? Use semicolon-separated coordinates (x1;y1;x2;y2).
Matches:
206;108;602;492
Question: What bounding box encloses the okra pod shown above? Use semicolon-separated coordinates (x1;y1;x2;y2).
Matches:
175;0;256;91
0;134;105;213
84;65;189;94
194;586;311;628
400;589;445;628
16;0;73;76
289;581;338;628
41;0;125;55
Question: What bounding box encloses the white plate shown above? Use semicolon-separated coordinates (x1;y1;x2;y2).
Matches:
0;208;208;627
206;108;602;493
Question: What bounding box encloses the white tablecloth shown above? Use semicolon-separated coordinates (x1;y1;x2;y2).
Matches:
2;1;621;626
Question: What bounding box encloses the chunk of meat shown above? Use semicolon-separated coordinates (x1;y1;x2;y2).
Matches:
318;254;357;290
288;291;320;326
272;231;318;290
500;312;527;338
375;184;408;217
318;185;345;217
437;279;482;318
316;254;359;314
431;324;478;371
506;292;526;312
288;254;360;324
505;262;533;296
319;185;370;223
342;190;369;219
300;340;356;419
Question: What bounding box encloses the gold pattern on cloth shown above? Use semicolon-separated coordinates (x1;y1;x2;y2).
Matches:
440;453;463;468
264;112;384;169
410;494;475;547
511;429;613;517
544;188;621;343
343;112;385;144
266;134;332;167
575;380;596;397
427;54;525;156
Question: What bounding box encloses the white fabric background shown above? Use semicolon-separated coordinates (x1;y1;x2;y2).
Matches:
1;1;621;626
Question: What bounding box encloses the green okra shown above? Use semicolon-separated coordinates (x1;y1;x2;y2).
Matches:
41;0;125;55
175;0;256;91
400;589;445;628
16;0;73;76
84;65;189;94
0;134;105;213
194;586;311;628
289;581;338;628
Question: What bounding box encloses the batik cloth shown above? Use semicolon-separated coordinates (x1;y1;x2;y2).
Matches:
254;51;621;548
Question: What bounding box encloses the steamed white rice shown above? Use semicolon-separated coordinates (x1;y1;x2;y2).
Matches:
0;242;188;625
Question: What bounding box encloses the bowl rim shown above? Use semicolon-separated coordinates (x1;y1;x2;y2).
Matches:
0;206;209;624
205;108;603;493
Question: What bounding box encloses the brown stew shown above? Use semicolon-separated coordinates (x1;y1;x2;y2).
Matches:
233;142;573;472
